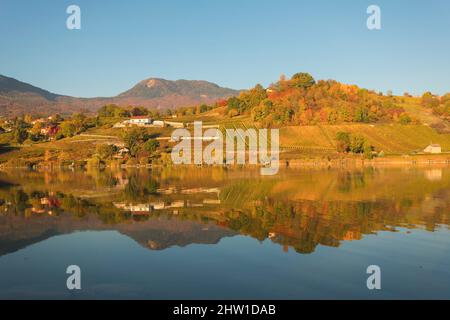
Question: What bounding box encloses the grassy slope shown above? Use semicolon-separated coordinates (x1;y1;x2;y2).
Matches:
281;124;450;154
1;101;449;164
398;97;450;132
192;106;449;155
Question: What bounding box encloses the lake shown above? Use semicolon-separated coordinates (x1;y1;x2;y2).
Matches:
0;166;448;299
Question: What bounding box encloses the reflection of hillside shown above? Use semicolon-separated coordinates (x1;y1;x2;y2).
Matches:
220;168;450;204
0;213;235;256
0;167;448;256
220;195;449;254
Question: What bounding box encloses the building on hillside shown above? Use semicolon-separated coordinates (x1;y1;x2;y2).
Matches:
31;118;46;125
126;116;152;126
113;122;126;128
114;147;130;159
40;125;59;137
152;120;165;127
165;121;184;128
423;144;442;154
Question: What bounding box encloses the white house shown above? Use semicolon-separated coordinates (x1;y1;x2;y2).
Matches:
165;121;185;128
127;116;152;126
152;120;165;127
424;144;442;154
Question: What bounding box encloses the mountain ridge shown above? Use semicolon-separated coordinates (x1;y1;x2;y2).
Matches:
0;74;240;116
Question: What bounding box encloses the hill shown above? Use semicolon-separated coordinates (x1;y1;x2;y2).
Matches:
216;72;449;133
279;124;450;155
0;75;240;117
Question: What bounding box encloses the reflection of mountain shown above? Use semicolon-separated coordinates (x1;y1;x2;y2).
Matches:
0;214;236;257
0;167;448;256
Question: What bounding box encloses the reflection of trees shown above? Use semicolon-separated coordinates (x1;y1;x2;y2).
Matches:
123;174;159;201
337;169;372;193
220;197;449;254
0;167;449;255
12;189;29;216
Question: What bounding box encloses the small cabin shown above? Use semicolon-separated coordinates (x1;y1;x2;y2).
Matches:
423;144;442;154
152;120;165;127
127;116;152;125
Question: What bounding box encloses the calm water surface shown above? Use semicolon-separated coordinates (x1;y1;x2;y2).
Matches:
0;167;448;299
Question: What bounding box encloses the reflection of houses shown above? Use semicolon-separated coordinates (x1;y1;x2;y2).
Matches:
424;169;443;181
168;200;185;208
113;186;222;215
343;230;361;241
423;144;442;154
151;202;165;210
203;199;221;205
114;203;152;214
31;196;61;215
180;187;220;194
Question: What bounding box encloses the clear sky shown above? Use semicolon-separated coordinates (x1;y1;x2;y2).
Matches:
0;0;449;97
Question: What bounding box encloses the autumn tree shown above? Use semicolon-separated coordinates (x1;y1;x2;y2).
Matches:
421;92;439;108
96;144;118;160
291;72;316;89
336;132;351;153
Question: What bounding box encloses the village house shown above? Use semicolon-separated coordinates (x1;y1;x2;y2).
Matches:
423;144;442;154
40;125;59;137
152;120;165;127
126;116;152;126
164;121;185;128
31;118;46;125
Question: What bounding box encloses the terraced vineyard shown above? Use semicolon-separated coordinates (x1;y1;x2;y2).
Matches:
280;124;450;155
214;121;450;155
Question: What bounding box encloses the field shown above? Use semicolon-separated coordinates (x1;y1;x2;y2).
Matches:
1;110;449;166
280;124;450;155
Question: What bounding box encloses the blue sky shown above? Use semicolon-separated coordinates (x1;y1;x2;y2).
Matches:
0;0;449;97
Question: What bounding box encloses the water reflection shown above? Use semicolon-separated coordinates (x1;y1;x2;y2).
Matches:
0;167;448;257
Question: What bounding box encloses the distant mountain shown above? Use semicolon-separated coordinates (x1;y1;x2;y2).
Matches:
118;78;238;100
0;75;60;101
0;214;236;257
0;75;68;116
0;75;240;116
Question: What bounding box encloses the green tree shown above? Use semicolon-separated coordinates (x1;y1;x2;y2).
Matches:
96;144;117;160
350;134;366;153
130;106;148;116
227;97;241;111
421;92;439;108
122;128;149;157
13;127;28;144
336;132;351;153
363;140;374;159
291;72;316;89
142;139;160;154
60;122;76;137
398;113;412;125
